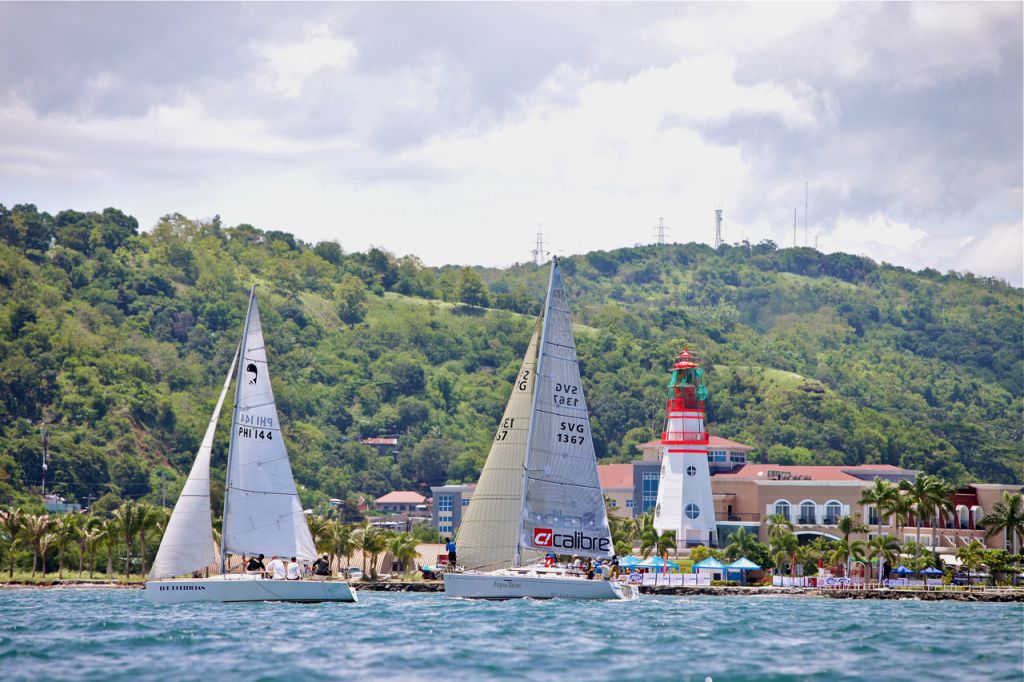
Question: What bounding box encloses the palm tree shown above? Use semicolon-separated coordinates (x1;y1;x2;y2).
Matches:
23;513;53;578
135;503;165;578
82;524;106;578
636;513;660;559
1;507;26;578
979;491;1024;556
52;514;81;580
858;478;897;539
655;529;677;562
723;526;760;562
829;539;866;578
307;515;333;552
836;515;868;544
387;532;420;576
866;534;899;581
884;491;913;543
113;502;143;580
330;523;356;572
928;478;955;551
770;531;799;578
899;476;937;576
956;539;986;586
354;524;388;579
101;518;119;577
765;514;794;543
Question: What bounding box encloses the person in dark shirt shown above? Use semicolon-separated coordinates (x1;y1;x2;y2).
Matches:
312;554;331;577
245;554;266;574
445;537;457;569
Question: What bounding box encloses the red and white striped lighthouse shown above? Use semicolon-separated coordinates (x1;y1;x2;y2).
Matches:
653;349;718;548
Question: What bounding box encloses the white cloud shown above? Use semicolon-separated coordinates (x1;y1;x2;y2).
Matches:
257;25;356;98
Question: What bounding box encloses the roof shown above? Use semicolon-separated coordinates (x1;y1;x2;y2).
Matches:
361;437;399;446
693;557;726;569
637;435;753;451
714;463;916;482
374;491;427;505
727;557;761;570
598;463;634;489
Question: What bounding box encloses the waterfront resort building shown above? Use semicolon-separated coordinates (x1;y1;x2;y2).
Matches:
373;491;428;513
429;483;475;536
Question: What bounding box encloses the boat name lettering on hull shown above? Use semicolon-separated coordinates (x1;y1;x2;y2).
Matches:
158;585;207;591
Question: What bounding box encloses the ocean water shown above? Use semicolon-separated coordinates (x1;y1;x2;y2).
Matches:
0;589;1021;681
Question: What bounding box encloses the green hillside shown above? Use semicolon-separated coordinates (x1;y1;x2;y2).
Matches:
0;204;1020;512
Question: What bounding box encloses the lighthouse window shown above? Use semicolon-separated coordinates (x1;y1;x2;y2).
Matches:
685;503;700;519
686;465;697;477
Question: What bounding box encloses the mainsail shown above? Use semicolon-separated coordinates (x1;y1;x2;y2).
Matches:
518;261;613;559
149;347;237;579
456;319;542;571
222;287;317;562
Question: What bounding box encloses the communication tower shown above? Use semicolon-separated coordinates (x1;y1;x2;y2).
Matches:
714;208;723;249
531;229;547;266
653;217;669;246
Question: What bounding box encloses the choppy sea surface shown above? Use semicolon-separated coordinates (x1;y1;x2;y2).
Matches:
1;588;1021;681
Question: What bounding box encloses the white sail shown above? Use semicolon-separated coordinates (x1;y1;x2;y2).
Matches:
149;347;238;579
222;288;317;562
518;261;612;559
456;319;543;571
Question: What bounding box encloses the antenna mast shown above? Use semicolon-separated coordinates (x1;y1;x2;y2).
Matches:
793;209;797;248
714;208;723;248
804;182;809;247
653;217;669;246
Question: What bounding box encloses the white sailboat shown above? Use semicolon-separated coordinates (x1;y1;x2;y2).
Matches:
444;259;637;601
145;286;356;603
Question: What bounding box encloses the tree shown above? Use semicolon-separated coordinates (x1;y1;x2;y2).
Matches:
330;523;356;572
1;508;26;578
829;539;866;578
136;503;164;578
836;515;868;544
387;532;419;576
455;267;490;307
858;478;897;539
23;514;53;578
770;532;799;577
866;535;899;581
82;524;106;578
979;491;1024;556
102;518;119;577
956;539;986;585
334;274;368;325
765;514;794;543
113;502;143;580
353;524;388;580
723;526;761;562
52;513;80;580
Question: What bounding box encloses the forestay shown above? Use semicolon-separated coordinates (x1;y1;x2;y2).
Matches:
222;288;317;561
518;261;612;559
149;347;237;579
456;320;542;571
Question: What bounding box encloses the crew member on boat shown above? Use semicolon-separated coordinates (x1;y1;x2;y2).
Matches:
245;554;266;575
287;557;301;580
268;555;286;580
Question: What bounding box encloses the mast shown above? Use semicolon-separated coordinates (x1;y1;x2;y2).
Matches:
220;285;256;575
514;257;556;567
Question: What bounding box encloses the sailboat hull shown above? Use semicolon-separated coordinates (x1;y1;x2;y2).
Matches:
444;571;637;601
145;575;357;603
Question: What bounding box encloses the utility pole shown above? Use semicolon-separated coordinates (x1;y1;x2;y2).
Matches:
804;182;809;247
793;209;797;248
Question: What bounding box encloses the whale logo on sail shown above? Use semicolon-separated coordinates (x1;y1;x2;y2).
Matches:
246;363;258;385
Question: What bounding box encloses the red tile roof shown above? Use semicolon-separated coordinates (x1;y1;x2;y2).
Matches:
374;491;427;504
598;463;634;489
714;464;911;482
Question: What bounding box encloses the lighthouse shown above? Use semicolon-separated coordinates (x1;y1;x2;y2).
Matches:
653;349;718;548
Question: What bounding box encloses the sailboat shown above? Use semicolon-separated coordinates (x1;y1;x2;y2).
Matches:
145;286;356;603
444;259;637;600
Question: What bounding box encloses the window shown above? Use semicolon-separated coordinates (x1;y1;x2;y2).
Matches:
462;498;470;507
708;450;727;462
825;501;842;524
868;506;879;525
685;503;700;519
626;499;635;508
437;495;453;512
608;499;617;507
642;472;659;512
799;501;816;525
774;500;791;521
686;465;697;477
439;524;452;534
729;452;746;463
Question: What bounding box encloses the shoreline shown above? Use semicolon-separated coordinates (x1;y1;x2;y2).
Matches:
3;580;1022;601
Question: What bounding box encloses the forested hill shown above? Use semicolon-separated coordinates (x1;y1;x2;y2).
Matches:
0;204;1020;512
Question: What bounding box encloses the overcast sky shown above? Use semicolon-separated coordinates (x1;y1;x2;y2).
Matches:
1;2;1021;283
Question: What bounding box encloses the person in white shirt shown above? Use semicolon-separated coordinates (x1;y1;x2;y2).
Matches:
286;557;301;580
268;555;286;580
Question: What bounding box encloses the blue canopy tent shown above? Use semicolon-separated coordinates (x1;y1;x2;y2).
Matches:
892;565;914;575
921;566;944;576
637;556;679;571
725;557;761;584
692;557;726;581
618;556;643;568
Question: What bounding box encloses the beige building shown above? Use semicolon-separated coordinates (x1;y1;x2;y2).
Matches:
598;441;1021;554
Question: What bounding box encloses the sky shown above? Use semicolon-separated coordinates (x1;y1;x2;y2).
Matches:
1;2;1021;284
